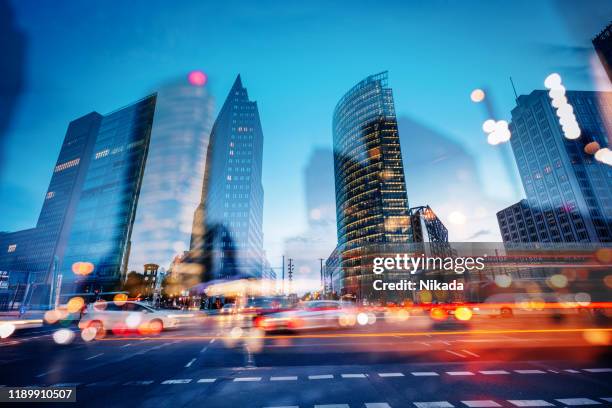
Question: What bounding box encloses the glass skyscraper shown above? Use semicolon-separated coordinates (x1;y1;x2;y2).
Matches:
0;113;102;308
497;90;612;243
127;75;215;274
61;95;157;294
332;71;411;298
190;75;264;281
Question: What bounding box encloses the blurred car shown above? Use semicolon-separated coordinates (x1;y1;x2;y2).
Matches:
220;303;236;314
243;296;296;327
78;301;179;334
478;293;591;318
256;300;355;332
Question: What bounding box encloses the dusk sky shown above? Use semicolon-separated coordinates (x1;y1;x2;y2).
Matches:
1;0;611;265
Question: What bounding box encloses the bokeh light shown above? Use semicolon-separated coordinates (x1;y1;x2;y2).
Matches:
0;322;15;339
81;327;97;342
113;293;128;306
584;141;600;155
53;328;75;345
66;296;85;314
72;261;94;276
188;70;207;86
454;307;472;321
470;88;485;103
494;274;512;288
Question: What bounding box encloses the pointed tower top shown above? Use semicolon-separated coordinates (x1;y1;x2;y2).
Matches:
231;74;243;90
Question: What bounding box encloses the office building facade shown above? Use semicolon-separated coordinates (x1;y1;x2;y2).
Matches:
61;95;157;294
0;113;102;308
593;22;612;83
332;72;411;298
497;90;612;243
190;75;264;281
127;75;215;274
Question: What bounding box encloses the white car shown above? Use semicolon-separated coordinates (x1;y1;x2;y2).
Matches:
257;300;354;332
79;301;179;334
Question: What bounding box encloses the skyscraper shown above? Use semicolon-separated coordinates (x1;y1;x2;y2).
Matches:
190;75;264;281
127;73;215;274
497;90;612;244
0;113;102;308
332;72;411;298
61;95;157;294
593;22;612;83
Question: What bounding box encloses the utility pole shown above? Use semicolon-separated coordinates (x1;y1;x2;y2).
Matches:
287;258;294;295
281;255;285;295
319;258;324;298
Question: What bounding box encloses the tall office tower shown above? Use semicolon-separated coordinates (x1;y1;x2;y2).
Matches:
0;113;102;308
332;72;411;298
61;95;157;294
408;206;448;243
190;75;264;281
497;90;612;244
127;73;215;274
593;22;612;83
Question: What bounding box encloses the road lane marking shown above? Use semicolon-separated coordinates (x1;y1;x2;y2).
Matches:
36;368;60;378
445;350;466;358
341;373;366;378
479;370;509;375
86;381;116;387
555;398;601;405
601;398;612;403
200;346;208;353
162;379;192;384
271;376;298;381
508;400;554;407
53;382;80;387
584;368;612;373
86;353;104;360
564;369;581;373
461;350;480;357
264;406;299;408
210;338;216;343
446;371;474;376
411;372;439;376
462;401;501;407
309;374;333;380
379;372;404;377
414;402;454;408
514;370;546;374
120;343;132;348
197;378;216;383
124;380;154;385
366;404;392;408
314;405;350;408
185;358;196;368
234;377;261;382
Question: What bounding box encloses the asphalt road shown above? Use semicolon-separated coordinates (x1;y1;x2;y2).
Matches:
1;316;611;408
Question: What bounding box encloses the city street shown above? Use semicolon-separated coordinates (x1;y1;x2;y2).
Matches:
1;317;611;407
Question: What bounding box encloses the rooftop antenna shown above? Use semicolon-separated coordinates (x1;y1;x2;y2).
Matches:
509;76;518;101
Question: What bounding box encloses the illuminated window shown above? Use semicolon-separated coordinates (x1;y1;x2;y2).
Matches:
46;191;55;199
54;158;80;172
95;149;110;159
7;244;16;253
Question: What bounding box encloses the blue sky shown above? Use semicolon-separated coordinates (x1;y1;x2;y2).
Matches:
1;0;610;264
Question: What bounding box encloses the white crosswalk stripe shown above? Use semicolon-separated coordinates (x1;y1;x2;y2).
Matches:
271;376;298;381
514;370;546;374
508;400;554;407
411;372;439;376
124;380;153;386
263;406;299;408
309;374;334;380
314;405;350;408
161;379;192;384
564;369;581;373
197;378;216;383
584;368;612;373
555;398;601;405
414;402;454;408
479;370;509;375
341;373;367;378
378;372;404;377
234;377;261;382
366;403;392;408
601;398;612;403
446;371;474;376
461;401;501;407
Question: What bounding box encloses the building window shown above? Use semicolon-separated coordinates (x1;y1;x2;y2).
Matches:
95;149;110;159
54;158;80;172
46;191;55;199
7;244;17;253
